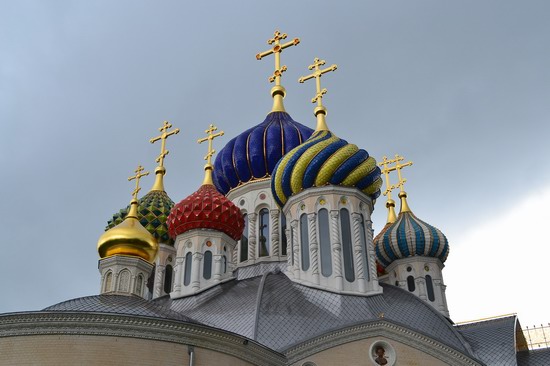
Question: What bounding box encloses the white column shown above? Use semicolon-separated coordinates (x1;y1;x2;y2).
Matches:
307;213;320;285
270;209;280;258
191;252;202;292
291;220;300;279
351;213;366;292
248;213;257;261
329;210;343;291
173;257;184;293
153;264;165;298
213;254;222;283
285;226;293;277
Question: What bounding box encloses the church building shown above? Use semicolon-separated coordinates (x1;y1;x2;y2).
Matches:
1;30;548;366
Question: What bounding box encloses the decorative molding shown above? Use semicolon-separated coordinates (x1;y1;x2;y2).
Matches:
284;320;483;366
0;312;287;366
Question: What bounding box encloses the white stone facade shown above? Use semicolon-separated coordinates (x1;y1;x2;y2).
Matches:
171;229;236;299
282;185;381;296
151;243;177;299
382;256;450;317
228;180;289;266
98;255;154;298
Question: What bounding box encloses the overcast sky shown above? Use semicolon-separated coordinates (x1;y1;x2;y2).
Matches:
1;1;549;327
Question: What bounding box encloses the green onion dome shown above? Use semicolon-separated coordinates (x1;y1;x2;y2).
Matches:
271;129;382;207
106;190;175;245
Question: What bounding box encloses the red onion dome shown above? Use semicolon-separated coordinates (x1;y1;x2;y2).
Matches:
167;184;244;240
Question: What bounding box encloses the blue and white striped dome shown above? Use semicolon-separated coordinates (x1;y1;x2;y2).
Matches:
375;209;449;268
212;112;313;195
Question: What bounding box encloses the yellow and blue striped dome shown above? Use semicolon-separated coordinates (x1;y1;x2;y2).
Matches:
271;130;382;207
374;210;449;268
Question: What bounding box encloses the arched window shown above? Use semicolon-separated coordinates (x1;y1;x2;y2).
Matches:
135;274;143;295
118;270;130;292
300;214;310;271
318;209;332;277
358;214;369;280
426;275;435;301
407;275;415;292
184;252;192;286
240;214;248;262
259;208;270;257
340;208;355;282
104;272;112;292
222;255;227;273
203;251;212;280
164;265;173;293
281;213;287;256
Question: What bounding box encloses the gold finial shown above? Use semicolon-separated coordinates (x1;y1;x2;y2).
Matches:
378;155;401;224
197;124;224;186
149;120;180;191
391;154;413;213
256;30;300;112
298;57;338;131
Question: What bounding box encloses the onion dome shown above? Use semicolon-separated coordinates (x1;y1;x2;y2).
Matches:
374;192;449;268
98;199;159;263
168;124;245;240
271;56;382;207
212;111;313;195
98;165;159;263
106;187;175;245
271;129;382;207
168;184;244;240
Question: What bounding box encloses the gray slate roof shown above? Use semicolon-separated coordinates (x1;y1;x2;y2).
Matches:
517;348;550;366
456;315;518;366
158;270;473;354
44;293;191;322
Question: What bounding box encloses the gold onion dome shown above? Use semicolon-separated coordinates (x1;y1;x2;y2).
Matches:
271;57;382;207
98;166;159;263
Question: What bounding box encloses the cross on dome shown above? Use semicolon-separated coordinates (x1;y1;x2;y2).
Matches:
128;164;150;201
256;30;300;113
197;123;224;186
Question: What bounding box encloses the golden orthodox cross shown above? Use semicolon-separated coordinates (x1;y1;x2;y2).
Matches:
149;121;180;168
197;124;224;166
378;155;401;198
299;58;338;106
256;30;300;85
392;154;413;193
128;165;150;200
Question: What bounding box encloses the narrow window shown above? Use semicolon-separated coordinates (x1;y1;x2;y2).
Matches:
426;275;435;301
164;265;173;293
290;222;294;266
281;213;287;256
407;275;415;292
318;209;332;277
184;252;192;286
259;208;270;256
203;251;212;280
135;274;143;295
104;272;112;292
340;208;355;282
359;214;369;281
300;214;310;271
222;255;227;273
240;214;248;262
118;270;130;292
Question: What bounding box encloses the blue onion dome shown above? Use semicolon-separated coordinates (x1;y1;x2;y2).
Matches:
106;189;175;246
374;192;449;268
271;129;382;207
212;111;314;195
